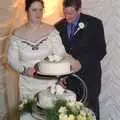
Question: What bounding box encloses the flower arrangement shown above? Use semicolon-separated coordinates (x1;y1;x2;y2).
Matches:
18;95;37;114
48;54;62;62
18;96;95;120
45;100;96;120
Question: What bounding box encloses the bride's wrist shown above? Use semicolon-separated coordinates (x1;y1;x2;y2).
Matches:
21;66;37;76
21;66;28;75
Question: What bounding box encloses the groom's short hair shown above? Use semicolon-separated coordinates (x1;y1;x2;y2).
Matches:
63;0;81;11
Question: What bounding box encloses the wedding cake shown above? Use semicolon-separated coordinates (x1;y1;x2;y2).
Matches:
37;55;76;108
37;84;76;108
38;55;71;75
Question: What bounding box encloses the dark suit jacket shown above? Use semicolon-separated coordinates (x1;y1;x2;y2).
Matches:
55;13;106;101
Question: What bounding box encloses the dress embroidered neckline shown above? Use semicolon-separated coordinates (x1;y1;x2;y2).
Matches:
13;35;48;50
13;34;48;45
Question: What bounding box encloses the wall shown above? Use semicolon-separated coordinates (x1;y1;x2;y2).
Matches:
0;0;20;119
0;0;120;119
0;67;8;119
81;0;120;119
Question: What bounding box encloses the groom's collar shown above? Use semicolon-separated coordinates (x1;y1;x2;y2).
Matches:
67;15;80;26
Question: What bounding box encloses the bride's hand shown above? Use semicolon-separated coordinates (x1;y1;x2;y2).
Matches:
26;67;36;77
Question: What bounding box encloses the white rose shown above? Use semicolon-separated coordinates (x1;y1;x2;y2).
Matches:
50;84;56;94
54;55;62;62
76;101;83;107
67;101;75;107
68;114;75;120
19;103;24;110
74;22;85;35
58;106;67;114
28;94;35;100
48;55;54;62
23;99;28;104
80;110;86;117
59;114;68;120
78;22;85;29
56;84;65;94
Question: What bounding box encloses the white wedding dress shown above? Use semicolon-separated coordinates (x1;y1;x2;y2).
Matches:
8;29;66;120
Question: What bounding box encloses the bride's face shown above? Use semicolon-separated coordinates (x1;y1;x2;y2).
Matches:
28;1;43;23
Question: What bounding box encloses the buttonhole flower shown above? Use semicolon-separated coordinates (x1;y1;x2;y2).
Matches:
74;22;86;35
78;22;85;29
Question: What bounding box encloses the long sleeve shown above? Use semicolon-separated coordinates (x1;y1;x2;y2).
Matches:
8;37;25;73
48;29;66;56
94;20;106;61
78;20;106;70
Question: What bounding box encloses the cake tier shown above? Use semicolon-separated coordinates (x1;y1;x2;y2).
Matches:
37;88;76;108
38;59;71;75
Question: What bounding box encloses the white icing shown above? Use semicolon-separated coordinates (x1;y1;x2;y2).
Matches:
55;84;65;95
48;54;62;62
50;84;56;94
38;86;76;108
38;57;71;75
50;84;65;95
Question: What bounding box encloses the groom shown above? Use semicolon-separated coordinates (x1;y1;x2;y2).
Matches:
55;0;106;119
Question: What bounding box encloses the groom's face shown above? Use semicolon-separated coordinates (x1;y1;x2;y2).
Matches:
63;6;80;23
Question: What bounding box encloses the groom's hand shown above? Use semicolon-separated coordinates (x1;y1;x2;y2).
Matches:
71;59;81;71
59;76;68;89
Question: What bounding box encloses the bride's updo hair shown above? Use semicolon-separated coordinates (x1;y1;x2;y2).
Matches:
25;0;44;11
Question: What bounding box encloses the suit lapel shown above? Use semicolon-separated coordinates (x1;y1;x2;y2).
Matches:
61;13;89;43
74;13;86;36
62;14;85;40
63;21;69;41
72;13;89;41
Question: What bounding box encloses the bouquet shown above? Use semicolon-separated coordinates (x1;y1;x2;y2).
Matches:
19;97;96;120
44;100;96;120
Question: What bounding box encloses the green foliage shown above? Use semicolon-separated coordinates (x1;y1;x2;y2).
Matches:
19;98;37;114
44;100;95;120
19;98;95;120
44;100;67;120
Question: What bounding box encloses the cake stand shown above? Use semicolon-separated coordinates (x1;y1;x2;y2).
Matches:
35;67;87;103
32;69;89;120
35;67;78;79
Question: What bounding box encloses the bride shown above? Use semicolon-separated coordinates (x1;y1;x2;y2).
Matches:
7;0;81;119
8;0;66;100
